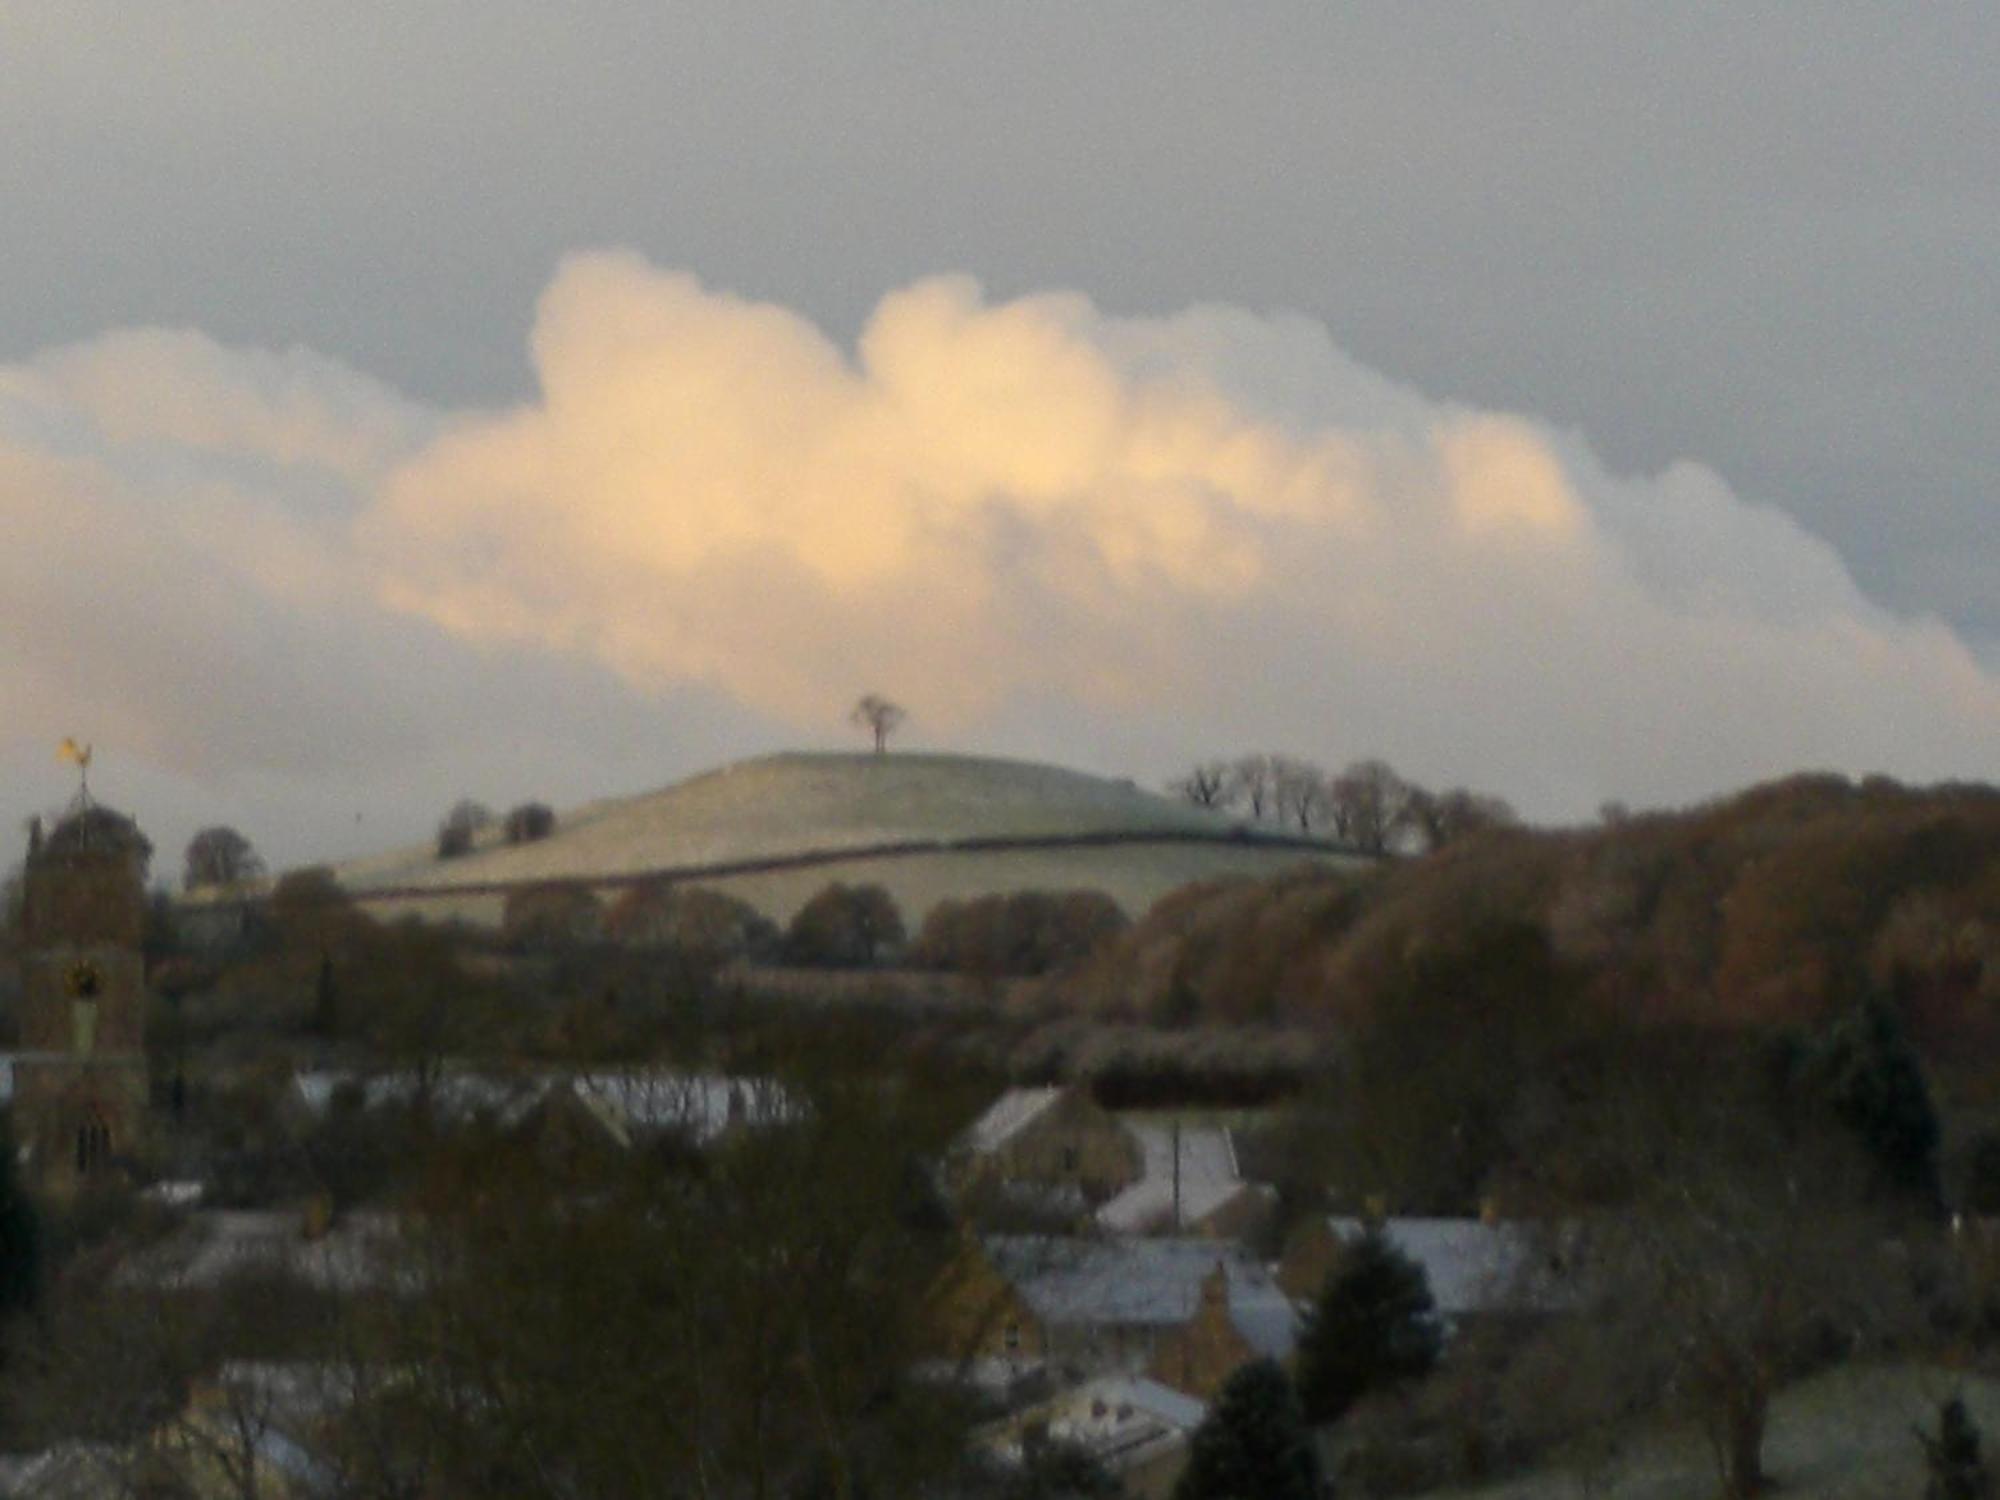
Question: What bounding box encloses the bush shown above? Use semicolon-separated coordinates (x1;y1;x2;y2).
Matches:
605;883;779;961
785;884;906;968
912;890;1127;977
436;799;493;860
504;802;557;845
501;884;606;952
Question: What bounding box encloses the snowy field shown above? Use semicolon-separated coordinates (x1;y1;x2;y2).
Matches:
1436;1363;2000;1500
330;752;1364;925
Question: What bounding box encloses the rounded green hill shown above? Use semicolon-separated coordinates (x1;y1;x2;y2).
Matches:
335;751;1366;925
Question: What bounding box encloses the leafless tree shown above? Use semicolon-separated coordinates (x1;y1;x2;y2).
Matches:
1229;754;1280;821
849;694;906;754
1171;761;1235;810
1271;757;1333;834
1402;787;1519;852
183;826;266;892
1540;1047;1920;1500
1328;759;1413;853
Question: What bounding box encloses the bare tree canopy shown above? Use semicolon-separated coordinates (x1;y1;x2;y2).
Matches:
1328;759;1413;854
1402;786;1520;852
182;825;265;891
1271;756;1332;834
1170;760;1234;809
848;693;906;754
1229;754;1279;820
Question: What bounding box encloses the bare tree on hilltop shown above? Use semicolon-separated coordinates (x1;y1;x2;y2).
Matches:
435;799;493;860
849;694;906;754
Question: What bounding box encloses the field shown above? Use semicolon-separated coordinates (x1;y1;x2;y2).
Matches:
1437;1363;2000;1500
330;751;1367;924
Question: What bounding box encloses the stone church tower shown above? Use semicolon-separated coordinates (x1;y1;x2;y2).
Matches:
15;802;151;1194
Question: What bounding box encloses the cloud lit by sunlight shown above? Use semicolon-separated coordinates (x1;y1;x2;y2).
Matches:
3;250;1996;841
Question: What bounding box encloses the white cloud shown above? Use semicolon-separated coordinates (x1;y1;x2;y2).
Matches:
360;253;2000;811
3;254;1995;863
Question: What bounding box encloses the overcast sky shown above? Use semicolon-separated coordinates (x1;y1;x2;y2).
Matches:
2;5;1995;871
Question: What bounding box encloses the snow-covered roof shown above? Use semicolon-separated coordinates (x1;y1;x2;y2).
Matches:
571;1071;798;1142
290;1069;541;1125
290;1066;792;1143
0;1441;126;1498
1321;1217;1571;1316
1050;1374;1207;1436
119;1210;408;1293
962;1086;1066;1156
1095;1123;1244;1233
986;1375;1208;1474
986;1237;1298;1358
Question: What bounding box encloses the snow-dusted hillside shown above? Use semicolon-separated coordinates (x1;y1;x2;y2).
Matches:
330;752;1363;924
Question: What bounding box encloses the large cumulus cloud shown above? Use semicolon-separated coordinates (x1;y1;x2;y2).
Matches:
360;253;1999;811
4;251;1996;865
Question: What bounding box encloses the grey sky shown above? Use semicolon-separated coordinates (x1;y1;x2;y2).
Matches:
1;5;1994;866
5;5;1992;641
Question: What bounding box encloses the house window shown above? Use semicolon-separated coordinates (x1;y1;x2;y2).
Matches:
75;1113;111;1175
1003;1321;1021;1353
1061;1144;1079;1172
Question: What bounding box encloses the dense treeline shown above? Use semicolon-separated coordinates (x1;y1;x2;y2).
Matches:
1049;774;2000;1048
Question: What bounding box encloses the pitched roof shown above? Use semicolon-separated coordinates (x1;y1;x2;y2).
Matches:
570;1071;798;1141
117;1210;408;1293
985;1237;1298;1358
1095;1123;1243;1233
1320;1217;1572;1315
289;1066;793;1143
962;1086;1066;1155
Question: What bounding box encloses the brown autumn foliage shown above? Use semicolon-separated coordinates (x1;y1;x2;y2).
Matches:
500;883;607;951
602;881;779;961
1041;774;2000;1051
909;888;1127;977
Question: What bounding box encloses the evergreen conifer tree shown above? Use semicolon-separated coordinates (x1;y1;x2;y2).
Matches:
1172;1359;1318;1500
1296;1225;1443;1425
1921;1395;1993;1500
1803;996;1942;1208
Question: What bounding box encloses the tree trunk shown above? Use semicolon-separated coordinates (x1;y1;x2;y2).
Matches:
1722;1385;1769;1498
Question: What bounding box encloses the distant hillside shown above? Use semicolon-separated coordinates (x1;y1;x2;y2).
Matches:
330;752;1369;924
1037;774;2000;1049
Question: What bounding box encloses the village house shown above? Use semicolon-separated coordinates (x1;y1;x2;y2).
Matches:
953;1086;1271;1238
1094;1121;1273;1240
0;1361;361;1499
976;1374;1207;1500
928;1236;1298;1398
1277;1215;1579;1326
951;1085;1142;1207
116;1207;409;1296
286;1065;794;1153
